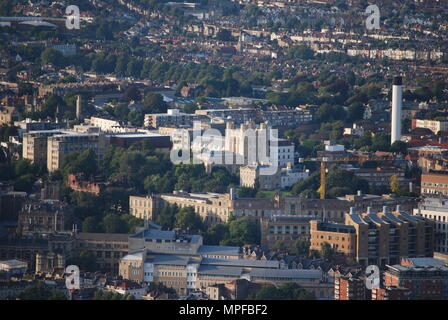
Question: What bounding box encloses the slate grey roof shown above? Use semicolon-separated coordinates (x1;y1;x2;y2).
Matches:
202;258;279;269
198;265;243;277
249;268;322;280
198;245;241;256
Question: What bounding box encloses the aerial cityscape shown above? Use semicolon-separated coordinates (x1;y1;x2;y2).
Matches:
1;0;448;303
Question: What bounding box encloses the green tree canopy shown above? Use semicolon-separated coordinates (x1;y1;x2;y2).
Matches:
175;206;203;232
16;283;67;300
41;48;65;67
220;217;260;247
252;283;315;300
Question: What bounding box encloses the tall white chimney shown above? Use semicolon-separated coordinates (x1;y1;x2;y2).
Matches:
391;76;402;145
76;95;82;120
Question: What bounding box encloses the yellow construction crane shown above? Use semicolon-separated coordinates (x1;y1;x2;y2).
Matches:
299;155;406;199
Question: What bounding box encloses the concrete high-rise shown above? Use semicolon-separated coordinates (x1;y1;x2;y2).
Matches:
391;76;403;145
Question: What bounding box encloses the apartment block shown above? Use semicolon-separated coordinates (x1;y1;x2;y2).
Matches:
22;130;61;166
310;206;434;266
310;221;357;258
347;167;408;189
47;132;108;172
260;109;314;128
371;286;411;300
144;109;209;129
414;198;448;254
421;171;448;197
334;276;367;300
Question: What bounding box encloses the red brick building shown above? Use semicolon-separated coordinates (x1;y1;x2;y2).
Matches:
334;276;367;300
66;174;108;196
371;286;411;300
384;262;448;299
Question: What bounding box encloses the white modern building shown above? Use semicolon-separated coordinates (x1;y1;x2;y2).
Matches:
413;198;448;254
277;139;295;167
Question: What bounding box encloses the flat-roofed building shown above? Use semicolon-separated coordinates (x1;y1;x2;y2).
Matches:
310;221;357;258
47;132;108;172
0;259;27;275
75;232;129;273
87;116;122;133
421;171;448;197
412;119;448;135
282;192;418;224
384;262;448;300
261;215;316;250
311;206;434;266
347;167;408;190
334;275;367;300
371;286;411;300
144;109;209;129
22;130;61;166
260;109;314;128
107;132;171;149
414;198;448;253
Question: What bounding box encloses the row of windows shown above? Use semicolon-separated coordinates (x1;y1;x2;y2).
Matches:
422;214;447;222
312;241;353;250
159;271;184;277
422;189;448;195
422;182;448;188
130;199;151;207
96;251;124;258
269;225;308;234
313;234;348;242
163;281;184;286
